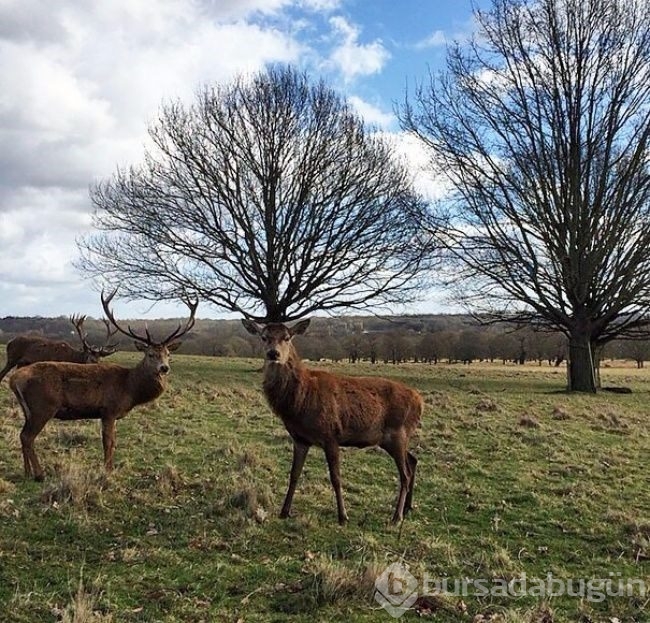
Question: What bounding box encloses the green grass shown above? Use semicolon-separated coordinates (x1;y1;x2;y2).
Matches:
0;349;648;622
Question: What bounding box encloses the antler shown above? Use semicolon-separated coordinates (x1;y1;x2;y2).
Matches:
100;290;198;346
98;318;120;355
160;297;198;345
101;289;152;345
69;314;93;351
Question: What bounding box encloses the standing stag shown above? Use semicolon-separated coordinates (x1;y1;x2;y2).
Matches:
0;315;118;383
9;291;197;481
242;319;423;524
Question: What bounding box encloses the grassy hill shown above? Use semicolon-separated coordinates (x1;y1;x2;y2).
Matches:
0;349;648;622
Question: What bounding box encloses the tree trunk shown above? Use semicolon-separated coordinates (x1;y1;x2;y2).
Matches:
568;332;597;392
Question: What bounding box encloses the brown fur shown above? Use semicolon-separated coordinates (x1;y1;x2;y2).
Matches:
8;292;196;481
0;316;117;383
243;318;423;524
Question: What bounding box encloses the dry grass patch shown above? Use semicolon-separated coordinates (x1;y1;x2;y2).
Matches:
476;603;554;623
519;415;541;428
473;540;523;581
155;464;184;496
54;577;113;623
40;459;107;509
305;553;383;605
551;405;570;420
56;427;92;447
0;477;15;494
595;410;630;432
423;390;454;410
610;515;650;561
209;465;276;524
476;398;500;413
228;484;273;524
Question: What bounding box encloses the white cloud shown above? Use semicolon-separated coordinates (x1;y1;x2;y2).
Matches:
0;201;90;288
328;16;390;81
415;29;446;49
300;0;342;10
348;96;394;129
378;131;451;201
0;3;304;186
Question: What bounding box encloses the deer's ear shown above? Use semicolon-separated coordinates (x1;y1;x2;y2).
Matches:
167;341;181;352
290;319;310;336
134;341;148;352
241;319;261;335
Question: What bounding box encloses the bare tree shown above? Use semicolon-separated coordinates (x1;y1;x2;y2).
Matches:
78;65;428;323
400;0;650;391
618;338;650;369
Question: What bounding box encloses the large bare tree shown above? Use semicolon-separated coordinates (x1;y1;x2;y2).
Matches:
400;0;650;391
78;66;428;322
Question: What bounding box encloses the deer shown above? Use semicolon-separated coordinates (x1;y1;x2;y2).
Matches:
8;291;197;481
0;315;118;383
242;318;423;524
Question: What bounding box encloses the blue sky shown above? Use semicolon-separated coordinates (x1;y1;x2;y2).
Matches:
0;0;485;319
311;0;481;120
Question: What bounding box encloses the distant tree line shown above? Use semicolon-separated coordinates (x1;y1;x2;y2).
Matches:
1;314;647;367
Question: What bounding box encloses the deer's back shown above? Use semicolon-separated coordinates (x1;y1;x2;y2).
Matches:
265;366;422;446
8;335;79;365
322;371;422;435
10;362;132;413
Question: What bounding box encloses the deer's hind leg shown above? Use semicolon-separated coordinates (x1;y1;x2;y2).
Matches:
381;431;412;524
404;451;418;514
20;418;50;481
12;382;52;481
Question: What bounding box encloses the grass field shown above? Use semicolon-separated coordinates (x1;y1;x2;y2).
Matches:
0;348;648;622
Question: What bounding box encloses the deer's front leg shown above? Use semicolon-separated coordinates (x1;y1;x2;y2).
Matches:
101;417;117;472
280;440;310;518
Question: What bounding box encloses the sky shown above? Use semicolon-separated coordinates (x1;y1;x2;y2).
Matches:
0;0;486;320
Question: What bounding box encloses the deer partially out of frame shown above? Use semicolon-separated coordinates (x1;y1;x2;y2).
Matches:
242;319;423;524
9;291;197;481
0;315;118;383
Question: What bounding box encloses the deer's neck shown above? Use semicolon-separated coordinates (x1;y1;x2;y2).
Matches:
127;364;166;408
262;347;308;417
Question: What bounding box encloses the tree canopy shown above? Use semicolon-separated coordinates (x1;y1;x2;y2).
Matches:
78;66;429;322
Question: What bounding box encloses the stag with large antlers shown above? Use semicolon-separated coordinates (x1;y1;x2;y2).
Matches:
0;315;118;383
8;291;197;481
243;319;423;524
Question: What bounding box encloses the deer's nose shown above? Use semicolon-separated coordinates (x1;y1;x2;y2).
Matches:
267;349;280;361
159;363;170;375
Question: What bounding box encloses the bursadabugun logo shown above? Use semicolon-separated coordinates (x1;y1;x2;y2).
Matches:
373;561;647;618
374;561;418;618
